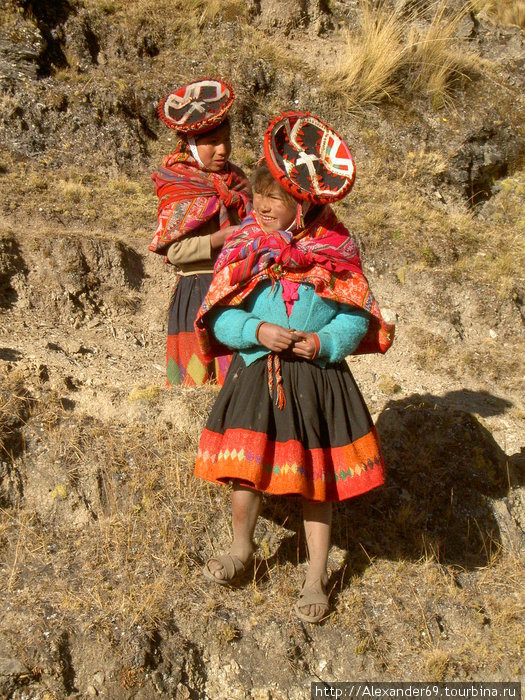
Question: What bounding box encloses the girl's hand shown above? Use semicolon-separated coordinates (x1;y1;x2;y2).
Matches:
291;331;320;361
210;226;238;249
257;323;295;353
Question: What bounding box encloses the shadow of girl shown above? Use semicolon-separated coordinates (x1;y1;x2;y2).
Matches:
258;390;524;596
336;390;523;570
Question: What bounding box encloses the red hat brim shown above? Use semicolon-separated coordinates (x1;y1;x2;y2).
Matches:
263;111;356;204
158;78;234;135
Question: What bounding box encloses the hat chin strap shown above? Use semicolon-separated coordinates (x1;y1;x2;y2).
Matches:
186;136;206;169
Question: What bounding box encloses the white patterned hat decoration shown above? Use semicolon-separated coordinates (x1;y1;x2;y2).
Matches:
158;78;234;135
263;111;356;204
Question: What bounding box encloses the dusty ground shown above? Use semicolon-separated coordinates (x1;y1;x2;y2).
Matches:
0;211;523;700
0;0;524;698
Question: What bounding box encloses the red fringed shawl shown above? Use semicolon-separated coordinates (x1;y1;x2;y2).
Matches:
195;209;395;360
149;147;252;255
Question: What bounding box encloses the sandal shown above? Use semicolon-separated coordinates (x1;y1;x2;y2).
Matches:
203;553;254;586
294;574;329;624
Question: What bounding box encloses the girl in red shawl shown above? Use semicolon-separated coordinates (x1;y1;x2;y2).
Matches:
149;79;252;386
193;112;394;623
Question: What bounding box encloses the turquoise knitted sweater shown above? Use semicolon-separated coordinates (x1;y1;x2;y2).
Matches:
209;280;370;367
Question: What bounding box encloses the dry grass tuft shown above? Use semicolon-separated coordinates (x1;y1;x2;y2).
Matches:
377;375;402;395
330;5;406;108
329;1;479;110
106;288;142;311
0;369;31;459
2;163;154;234
407;326;450;369
183;0;247;25
58;179;89;204
407;3;479;107
424;649;451;681
0;385;223;634
127;385;163;402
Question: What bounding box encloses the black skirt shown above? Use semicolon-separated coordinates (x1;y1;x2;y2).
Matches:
195;354;385;502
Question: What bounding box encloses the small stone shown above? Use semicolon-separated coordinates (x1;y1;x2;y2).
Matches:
381;307;397;323
63;376;77;391
455;13;476;38
176;684;191;700
93;671;105;685
0;658;27;676
86;685;98;697
489;329;497;339
65;340;84;355
251;690;271;700
152;670;167;693
38;364;49;382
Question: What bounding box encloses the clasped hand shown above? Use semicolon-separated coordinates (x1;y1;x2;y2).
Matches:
256;323;318;361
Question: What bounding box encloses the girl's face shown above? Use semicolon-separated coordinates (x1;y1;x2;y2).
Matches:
195;121;232;172
254;181;297;233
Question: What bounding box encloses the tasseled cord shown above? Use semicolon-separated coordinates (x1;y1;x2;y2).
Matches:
267;353;286;410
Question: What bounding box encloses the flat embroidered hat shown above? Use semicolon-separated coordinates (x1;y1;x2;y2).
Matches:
263;111;356;204
158;79;234;135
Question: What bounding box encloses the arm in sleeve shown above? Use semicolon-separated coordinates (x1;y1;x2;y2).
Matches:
317;307;370;363
166;235;212;266
209;305;262;350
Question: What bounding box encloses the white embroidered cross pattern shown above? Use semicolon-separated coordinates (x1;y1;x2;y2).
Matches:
165;81;230;125
281;116;354;197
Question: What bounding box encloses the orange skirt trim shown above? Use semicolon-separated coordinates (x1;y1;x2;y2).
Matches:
195;426;385;502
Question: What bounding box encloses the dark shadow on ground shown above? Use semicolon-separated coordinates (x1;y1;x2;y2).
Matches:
0;235;28;309
0;347;23;362
260;389;524;585
117;242;145;291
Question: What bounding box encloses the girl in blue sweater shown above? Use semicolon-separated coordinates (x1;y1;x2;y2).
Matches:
194;112;394;623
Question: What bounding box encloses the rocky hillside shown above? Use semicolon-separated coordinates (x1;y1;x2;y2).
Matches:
0;0;524;698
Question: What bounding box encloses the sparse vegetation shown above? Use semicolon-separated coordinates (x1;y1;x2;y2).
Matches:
0;163;154;234
330;1;479;110
1;378;523;688
330;7;407;107
407;326;450;369
407;2;479;107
